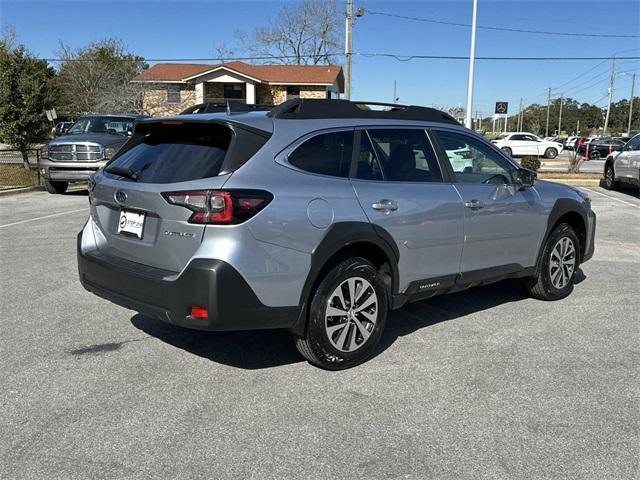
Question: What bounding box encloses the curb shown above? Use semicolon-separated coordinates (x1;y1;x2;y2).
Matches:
0;186;45;197
538;178;601;186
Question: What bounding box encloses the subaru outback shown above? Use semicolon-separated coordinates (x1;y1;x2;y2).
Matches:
77;99;595;369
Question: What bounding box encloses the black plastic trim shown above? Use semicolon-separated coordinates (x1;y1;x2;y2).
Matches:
78;234;299;331
268;98;459;124
538;198;589;267
290;222;400;336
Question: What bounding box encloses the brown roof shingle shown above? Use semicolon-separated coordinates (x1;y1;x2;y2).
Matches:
134;61;343;87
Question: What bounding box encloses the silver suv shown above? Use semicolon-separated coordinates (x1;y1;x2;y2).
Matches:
77;99;596;369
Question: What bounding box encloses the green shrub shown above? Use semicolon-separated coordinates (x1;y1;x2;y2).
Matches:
521;156;541;171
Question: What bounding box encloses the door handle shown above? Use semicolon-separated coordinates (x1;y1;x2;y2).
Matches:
464;199;484;210
372;199;398;213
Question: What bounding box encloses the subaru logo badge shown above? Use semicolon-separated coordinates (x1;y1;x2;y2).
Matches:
115;190;127;203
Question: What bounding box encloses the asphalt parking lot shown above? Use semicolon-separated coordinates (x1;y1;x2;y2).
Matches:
1;185;638;479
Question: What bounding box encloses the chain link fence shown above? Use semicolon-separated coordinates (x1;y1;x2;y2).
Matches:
0;149;42;191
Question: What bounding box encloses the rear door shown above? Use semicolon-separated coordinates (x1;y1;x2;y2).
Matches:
431;129;544;275
350;128;464;291
89;120;256;273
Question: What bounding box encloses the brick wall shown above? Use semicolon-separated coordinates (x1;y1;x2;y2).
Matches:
142;84;196;116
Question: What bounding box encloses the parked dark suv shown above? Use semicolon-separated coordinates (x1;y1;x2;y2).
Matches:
78;99;596;369
39;114;145;194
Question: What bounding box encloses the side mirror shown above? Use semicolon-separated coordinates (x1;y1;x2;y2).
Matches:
516;168;536;190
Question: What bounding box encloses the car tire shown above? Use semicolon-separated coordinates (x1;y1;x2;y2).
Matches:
544;148;558;159
295;257;388;370
603;164;619;190
44;180;68;194
525;223;580;301
501;147;512;156
589;150;600;160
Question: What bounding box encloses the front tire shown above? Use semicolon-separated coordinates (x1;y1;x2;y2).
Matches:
603;164;619;190
589;150;601;160
525;223;580;301
544;147;558;159
295;257;388;370
44;180;68;194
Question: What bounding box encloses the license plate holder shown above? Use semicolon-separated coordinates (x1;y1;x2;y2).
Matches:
117;209;145;239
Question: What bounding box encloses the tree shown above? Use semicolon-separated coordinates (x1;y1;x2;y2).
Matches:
235;0;341;65
0;42;57;168
56;38;148;115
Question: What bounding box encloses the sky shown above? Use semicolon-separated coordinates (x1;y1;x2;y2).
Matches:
1;0;639;116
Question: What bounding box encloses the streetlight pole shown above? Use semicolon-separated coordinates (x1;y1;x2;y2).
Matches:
604;55;616;135
628;73;636;136
545;87;551;137
464;0;478;129
558;93;564;135
344;0;353;100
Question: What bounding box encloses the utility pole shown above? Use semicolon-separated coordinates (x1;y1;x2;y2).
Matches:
604;55;616;135
464;0;478;129
628;73;636;136
344;0;353;100
558;93;564;135
518;98;523;131
545;87;552;137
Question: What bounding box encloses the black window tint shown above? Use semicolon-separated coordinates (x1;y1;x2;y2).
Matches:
288;131;353;178
367;129;442;183
106;123;232;184
355;133;383;181
511;134;526;141
434;130;516;184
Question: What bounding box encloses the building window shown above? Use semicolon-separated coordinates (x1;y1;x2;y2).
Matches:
286;86;301;99
167;85;181;104
224;84;244;99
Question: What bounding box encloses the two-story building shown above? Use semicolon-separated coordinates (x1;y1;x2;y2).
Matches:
133;61;344;116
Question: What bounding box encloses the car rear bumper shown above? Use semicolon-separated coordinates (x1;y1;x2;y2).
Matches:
77;232;300;331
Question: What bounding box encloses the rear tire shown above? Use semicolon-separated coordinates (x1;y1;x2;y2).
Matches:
44;180;68;194
501;147;512;156
525;223;580;301
544;148;558;159
295;257;388;370
589;150;600;160
603;164;618;190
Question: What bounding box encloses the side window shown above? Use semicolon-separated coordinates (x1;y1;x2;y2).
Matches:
433;130;516;185
167;85;181;104
355;132;383;181
627;136;640;151
288;131;353;178
367;129;442;182
510;134;526;141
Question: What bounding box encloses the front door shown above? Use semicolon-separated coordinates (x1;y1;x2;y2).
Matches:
349;128;464;293
431;129;545;277
509;134;538;156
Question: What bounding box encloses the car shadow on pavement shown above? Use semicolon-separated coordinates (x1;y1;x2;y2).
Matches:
131;272;586;370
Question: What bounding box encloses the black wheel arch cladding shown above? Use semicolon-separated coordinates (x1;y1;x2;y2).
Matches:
290;222;399;336
538;198;588;268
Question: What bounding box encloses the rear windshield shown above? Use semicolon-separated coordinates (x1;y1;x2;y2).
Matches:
106;123;232;183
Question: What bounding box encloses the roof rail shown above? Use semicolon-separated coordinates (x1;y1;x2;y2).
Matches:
180;101;274;115
267;98;459;124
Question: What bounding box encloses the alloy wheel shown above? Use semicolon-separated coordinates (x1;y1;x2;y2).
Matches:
549;237;576;289
325;277;378;352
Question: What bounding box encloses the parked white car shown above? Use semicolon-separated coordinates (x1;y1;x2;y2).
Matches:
566;136;579;150
491;132;564;158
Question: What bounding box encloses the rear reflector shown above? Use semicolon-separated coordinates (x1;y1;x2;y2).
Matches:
190;306;208;319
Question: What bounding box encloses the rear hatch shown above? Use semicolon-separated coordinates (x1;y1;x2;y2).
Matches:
88;119;269;273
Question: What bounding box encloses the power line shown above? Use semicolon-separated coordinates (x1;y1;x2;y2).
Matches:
41;53;640;63
366;10;640;39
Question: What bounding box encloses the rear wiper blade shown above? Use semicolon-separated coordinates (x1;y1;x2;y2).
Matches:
105;166;139;181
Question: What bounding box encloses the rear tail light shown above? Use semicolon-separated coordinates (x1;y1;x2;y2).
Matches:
162;189;272;224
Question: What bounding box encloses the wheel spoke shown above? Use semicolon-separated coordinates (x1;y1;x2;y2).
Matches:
326;322;348;337
347;278;356;308
335;321;350;350
359;309;377;323
355;291;376;312
352;317;371;342
333;287;347;311
354;281;367;304
326;305;348;317
347;324;359;351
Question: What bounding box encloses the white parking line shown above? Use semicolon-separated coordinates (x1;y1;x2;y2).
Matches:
580;187;640;209
0;208;88;228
